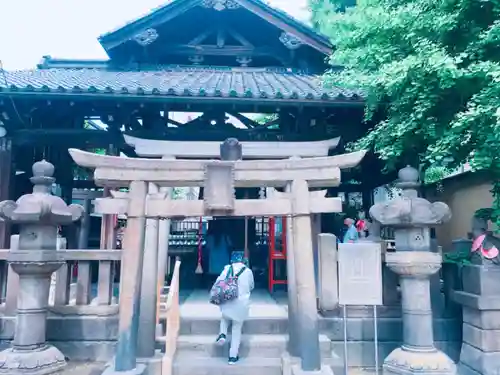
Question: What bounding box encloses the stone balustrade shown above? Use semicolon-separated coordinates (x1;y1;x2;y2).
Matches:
0;241;122;362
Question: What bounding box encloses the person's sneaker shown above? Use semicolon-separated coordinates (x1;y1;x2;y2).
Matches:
215;333;226;345
228;356;239;365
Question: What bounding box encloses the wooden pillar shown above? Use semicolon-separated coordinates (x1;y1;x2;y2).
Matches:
311;213;321;294
362;189;373;216
100;145;118;250
77;197;91;249
137;183;160;358
157;156;175;288
60;150;77;249
285;182;299;357
0;138;12;248
98;146;118;307
291;179;321;371
114;180;147;373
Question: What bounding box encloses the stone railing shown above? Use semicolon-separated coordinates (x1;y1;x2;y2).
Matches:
157;258;181;375
0;238;121;361
0;247;121;314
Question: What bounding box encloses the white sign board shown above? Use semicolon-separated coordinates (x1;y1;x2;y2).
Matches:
338;242;383;306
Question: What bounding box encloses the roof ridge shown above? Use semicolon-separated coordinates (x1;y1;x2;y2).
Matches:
36;59;314;74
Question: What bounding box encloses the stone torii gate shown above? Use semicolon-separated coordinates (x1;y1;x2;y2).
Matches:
68;140;366;375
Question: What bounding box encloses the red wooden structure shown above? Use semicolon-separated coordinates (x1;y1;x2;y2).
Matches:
268;216;287;293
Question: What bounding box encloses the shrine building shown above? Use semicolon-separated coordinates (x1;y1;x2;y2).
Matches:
0;0;393;290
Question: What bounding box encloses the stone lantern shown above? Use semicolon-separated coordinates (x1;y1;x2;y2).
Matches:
0;160;83;375
369;165;456;375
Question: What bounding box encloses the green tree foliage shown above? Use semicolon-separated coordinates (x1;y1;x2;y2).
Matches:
311;0;500;220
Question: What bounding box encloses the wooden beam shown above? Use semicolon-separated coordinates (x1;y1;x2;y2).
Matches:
228;112;258;128
123;134;341;158
90;165;342;188
217;28;226;48
188;28;216;46
68;148;367;188
11;129;119;147
167;44;275;57
94;197;343;217
226;27;254;47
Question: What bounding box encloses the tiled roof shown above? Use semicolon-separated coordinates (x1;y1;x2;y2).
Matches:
0;67;362;103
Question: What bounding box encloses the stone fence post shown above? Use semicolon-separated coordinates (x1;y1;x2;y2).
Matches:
454;260;500;375
317;233;338;314
0;160;83;375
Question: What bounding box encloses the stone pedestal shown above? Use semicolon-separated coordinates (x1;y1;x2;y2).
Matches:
0;160;83;375
454;264;500;375
383;251;456;375
0;262;67;375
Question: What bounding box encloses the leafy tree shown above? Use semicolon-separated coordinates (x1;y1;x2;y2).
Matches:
254;113;279;129
311;0;500;222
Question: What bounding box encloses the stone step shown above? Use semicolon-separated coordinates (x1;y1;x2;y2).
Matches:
176;317;288;335
171;334;333;359
173;357;283;375
173;356;347;375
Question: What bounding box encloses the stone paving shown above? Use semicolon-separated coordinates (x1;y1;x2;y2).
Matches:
179;289;288;319
55;362;106;375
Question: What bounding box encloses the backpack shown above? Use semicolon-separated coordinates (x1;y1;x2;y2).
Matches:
209;266;247;306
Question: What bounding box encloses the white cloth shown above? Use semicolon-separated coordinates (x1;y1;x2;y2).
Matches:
220;317;243;357
216;262;254;322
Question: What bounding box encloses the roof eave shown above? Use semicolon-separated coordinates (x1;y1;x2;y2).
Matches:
237;0;333;54
0;91;364;108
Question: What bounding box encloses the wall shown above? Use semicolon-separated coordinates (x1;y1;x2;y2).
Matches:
425;171;493;250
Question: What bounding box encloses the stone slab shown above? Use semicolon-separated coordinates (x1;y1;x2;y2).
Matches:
463;323;500;352
457;362;482;375
137;352;163;375
462;265;500;296
179;290;288;320
460;343;500;375
0;316;119;341
291;364;334;375
55;362;106;375
173;334;332;359
179;316;289;335
101;364;146;375
463;307;500;330
453;291;500;310
173;357;282;375
52;341;117;362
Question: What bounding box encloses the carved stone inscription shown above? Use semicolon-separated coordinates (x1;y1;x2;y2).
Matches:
203;162;235;213
338;242;383;306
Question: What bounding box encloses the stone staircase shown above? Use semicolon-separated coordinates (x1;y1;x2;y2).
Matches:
165;316;340;375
